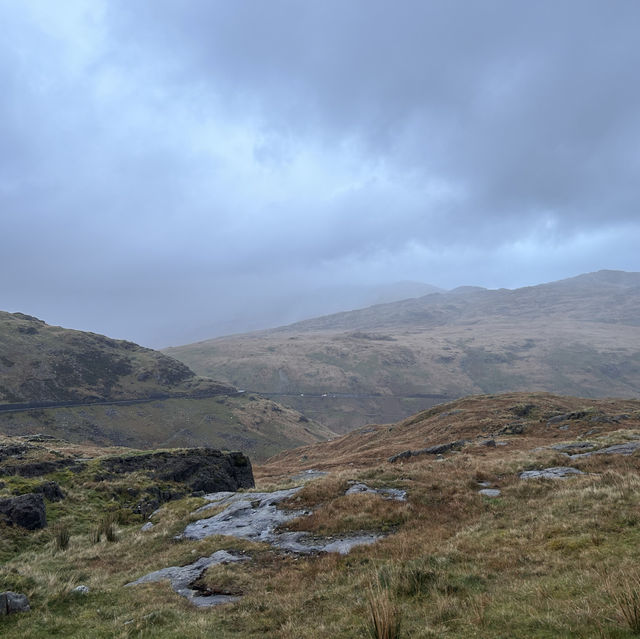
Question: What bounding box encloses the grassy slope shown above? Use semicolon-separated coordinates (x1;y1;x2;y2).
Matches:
3;393;640;637
0;312;334;459
0;394;335;462
0;311;234;404
165;270;640;432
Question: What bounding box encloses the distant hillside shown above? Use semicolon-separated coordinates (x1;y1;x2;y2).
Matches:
166;270;640;432
0;311;234;404
171;280;443;344
0;312;334;459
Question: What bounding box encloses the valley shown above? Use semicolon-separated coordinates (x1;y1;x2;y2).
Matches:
2;271;640;637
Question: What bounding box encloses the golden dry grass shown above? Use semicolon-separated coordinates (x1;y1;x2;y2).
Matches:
3;394;640;637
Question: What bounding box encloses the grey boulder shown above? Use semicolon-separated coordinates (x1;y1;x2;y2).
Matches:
0;493;46;529
0;591;30;615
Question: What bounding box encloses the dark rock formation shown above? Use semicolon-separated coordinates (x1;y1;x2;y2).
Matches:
388;439;468;463
1;458;84;477
0;493;46;529
546;410;592;426
0;591;31;615
100;448;255;493
34;480;65;502
0;443;33;460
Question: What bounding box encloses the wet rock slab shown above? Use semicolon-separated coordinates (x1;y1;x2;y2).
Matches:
126;550;248;607
183;487;382;554
570;440;640;459
519;466;584;480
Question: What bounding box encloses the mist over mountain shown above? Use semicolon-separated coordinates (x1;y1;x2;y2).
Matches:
165;281;443;345
166;270;640;432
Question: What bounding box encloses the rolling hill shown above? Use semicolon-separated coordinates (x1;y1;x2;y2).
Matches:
165;270;640;432
0;312;334;460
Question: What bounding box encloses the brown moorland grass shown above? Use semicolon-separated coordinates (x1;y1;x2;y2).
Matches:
2;394;640;637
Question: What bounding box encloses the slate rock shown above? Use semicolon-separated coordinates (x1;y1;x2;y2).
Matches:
0;493;46;529
546;410;591;426
387;450;413;463
552;442;596;452
0;591;30;615
388;439;468;462
478;488;501;497
519;467;584;480
126;550;248;607
570;440;640;459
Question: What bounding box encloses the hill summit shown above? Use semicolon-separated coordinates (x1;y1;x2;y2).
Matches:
0;311;232;405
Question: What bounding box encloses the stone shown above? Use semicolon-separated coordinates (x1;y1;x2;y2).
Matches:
126;550;248;607
34;480;65;502
387;450;413;463
552;442;596;452
388;439;468;463
570;440;640;459
0;591;30;615
0;493;46;529
546;410;591;426
182;488;382;555
72;585;89;595
480;439;496;447
141;522;154;532
478;488;501;497
519;467;584;480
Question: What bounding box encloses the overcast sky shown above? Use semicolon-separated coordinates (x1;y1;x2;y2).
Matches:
2;1;639;347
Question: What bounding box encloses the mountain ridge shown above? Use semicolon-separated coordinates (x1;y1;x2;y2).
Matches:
165;270;640;432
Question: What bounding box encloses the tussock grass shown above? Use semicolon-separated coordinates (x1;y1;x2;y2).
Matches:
4;408;640;637
607;571;640;634
53;522;71;551
367;582;402;639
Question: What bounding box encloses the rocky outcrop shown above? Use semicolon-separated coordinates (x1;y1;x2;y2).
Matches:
0;591;30;615
1;458;84;478
569;440;640;459
126;550;248;607
0;493;46;529
100;448;254;493
519;467;584;480
388;439;468;463
34;480;65;502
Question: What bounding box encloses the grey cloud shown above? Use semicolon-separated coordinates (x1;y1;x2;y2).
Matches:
1;1;639;346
